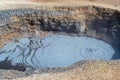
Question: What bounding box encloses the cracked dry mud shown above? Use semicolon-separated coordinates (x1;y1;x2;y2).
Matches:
0;0;120;80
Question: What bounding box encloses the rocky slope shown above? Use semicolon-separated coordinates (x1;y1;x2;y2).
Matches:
0;6;120;48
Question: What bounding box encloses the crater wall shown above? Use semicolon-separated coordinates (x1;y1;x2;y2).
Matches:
0;5;120;79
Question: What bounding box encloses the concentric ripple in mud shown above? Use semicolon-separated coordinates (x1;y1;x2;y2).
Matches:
0;34;115;68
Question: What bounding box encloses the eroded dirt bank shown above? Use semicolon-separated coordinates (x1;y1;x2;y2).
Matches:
0;6;120;54
0;1;120;80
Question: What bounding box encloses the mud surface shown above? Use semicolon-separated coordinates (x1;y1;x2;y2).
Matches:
0;34;115;70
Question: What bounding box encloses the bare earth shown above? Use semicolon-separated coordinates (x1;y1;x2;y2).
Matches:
0;0;120;80
14;60;120;80
0;0;120;11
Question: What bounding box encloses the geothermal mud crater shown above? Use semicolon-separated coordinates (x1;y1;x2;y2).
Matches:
0;34;115;69
0;6;120;72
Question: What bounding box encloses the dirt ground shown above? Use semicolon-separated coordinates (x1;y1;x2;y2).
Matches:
14;60;120;80
0;0;120;11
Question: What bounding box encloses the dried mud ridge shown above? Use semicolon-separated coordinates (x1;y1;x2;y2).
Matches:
0;6;120;79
